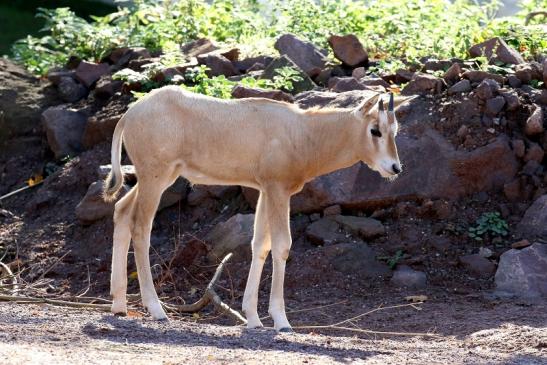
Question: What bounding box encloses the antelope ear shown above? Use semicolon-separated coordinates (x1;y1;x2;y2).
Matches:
354;93;380;116
392;95;418;110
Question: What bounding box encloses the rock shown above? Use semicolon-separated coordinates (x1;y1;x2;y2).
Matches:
187;185;239;206
474;79;500;100
469;37;525;65
503;179;522;201
274;34;327;77
196;53;238;77
499;90;520;111
485;96;506;116
524;105;544;136
76;181;129;224
74;61;110;88
543;59;547;86
82;114;120;148
103;47;151;68
511;239;531;249
462;70;505;84
512;139;526;158
93;76;123;99
352;67;366;79
459;254;496;278
443;63;463;84
516;195;547;240
323;205;342;216
57;76;88;102
495;243;547;298
180;38;218;58
329;215;385;239
324;243;391;279
152;67;184;83
395;69;415;83
158;177;188;210
305;218;342;246
448;79;471;94
231;85;294;103
47;69;75;85
295;90;378;110
360;77;390;89
478;247;493;258
507;74;522;88
97;164;137;185
328;77;369;92
41;105;87;159
233;56;274;73
514;62;543;84
205;214;254;262
457;125;470;138
261;55;315;94
524;143;544;163
390;265;427;288
327;34;368;67
401;73;444;95
423;59;453;72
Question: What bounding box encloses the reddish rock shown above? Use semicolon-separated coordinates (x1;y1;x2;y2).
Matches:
323;205;342;216
395;69;415;83
512;139;526;158
462;70;505;84
352;67;366;79
74;61;110;88
231;85;294;103
76;181;129;225
103;47;150;68
274;34;328;77
328;34;368;67
361;77;390;89
524;105;544;136
474;79;500;100
196;53;238;77
543;59;547;86
514;62;543;84
328;77;369;92
503;179;522;201
401;73;444;95
499;90;520;111
443;63;463;84
234;55;274;73
459;254;496;278
93;76;123;99
448;79;471;94
180;38;218;58
153;67;184;83
82;114;120;149
47;69;75;85
329;215;385;239
469;37;524;65
524;143;545;163
511;239;531;249
205;214;254;262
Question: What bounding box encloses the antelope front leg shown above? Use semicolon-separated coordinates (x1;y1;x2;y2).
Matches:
242;193;271;328
266;188;292;332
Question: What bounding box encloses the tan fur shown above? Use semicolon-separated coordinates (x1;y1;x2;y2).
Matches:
105;86;410;330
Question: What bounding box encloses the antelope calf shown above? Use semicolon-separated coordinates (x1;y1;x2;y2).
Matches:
103;86;411;332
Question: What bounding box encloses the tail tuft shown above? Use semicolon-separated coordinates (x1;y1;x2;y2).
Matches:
102;115;126;202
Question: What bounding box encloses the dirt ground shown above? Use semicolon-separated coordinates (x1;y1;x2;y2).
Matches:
0;293;546;364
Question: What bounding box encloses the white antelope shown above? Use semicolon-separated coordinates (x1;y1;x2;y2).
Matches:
103;86;411;332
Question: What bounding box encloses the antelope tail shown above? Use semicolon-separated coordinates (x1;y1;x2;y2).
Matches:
103;115;127;202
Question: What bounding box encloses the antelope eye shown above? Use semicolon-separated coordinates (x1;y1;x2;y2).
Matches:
371;128;382;137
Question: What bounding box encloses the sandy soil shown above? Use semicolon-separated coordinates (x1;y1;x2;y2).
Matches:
0;296;545;365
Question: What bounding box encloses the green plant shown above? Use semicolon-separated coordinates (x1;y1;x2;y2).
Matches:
182;65;235;99
269;66;304;92
468;212;509;242
378;250;404;270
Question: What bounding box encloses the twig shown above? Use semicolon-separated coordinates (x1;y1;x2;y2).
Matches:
36;251;71;282
259;300;348;321
163;253;247;324
525;11;547;25
0;294;111;311
293;325;440;338
0;262;19;294
0;181;43;201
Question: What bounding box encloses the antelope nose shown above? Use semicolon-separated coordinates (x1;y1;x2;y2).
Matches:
392;164;401;174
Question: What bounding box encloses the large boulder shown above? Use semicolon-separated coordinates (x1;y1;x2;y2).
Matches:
401;73;444;95
295;89;377;109
274;34;328;77
41;105;88;159
205;214;254;262
329;215;385;239
495;243;547;298
305;218;344;246
468;37;524;65
327;34;368;67
74;61;110;88
76;181;129;225
231;85;294;103
459;254;496;278
196;53;239;77
516;195;547;240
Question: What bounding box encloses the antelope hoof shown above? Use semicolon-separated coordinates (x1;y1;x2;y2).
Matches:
111;301;127;316
146;302;168;320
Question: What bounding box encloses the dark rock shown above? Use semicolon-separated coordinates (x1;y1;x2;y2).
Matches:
153;67;184;83
158;177;188;210
187;185;239;206
448;79;471;94
205;214;254;262
495;243;547;298
261;55;315;94
499;90;520;111
323;205;342;216
57;76;88;102
324;243;391;278
76;181;129;225
485;96;506;116
41;105;87;159
423;59;453;72
93;76;123;99
524;105;544;136
516;195;547;240
524;143;544;163
74;61;110;88
274;34;327;77
103;47;151;68
459;254;496;278
231;85;294;103
306;218;343;246
543;59;547;86
522;160;541;176
443;63;463;84
390;265;427;288
462;70;505;84
47;69;75;85
395;69;415;83
234;56;274;73
360;77;391;89
82;114;120;148
507;74;522;88
401;73;444;95
474;79;500;100
514;62;543;84
127;57;159;72
352;67;366;80
511;239;531;249
469;37;525;65
512;139;525;158
328;34;368;67
180;38;218;58
329;215;385;239
295;90;377;110
328;77;369;92
503;179;522;201
196;53;238;77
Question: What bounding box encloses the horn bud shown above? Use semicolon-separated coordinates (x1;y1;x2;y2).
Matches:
388;92;394;112
379;99;384;111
